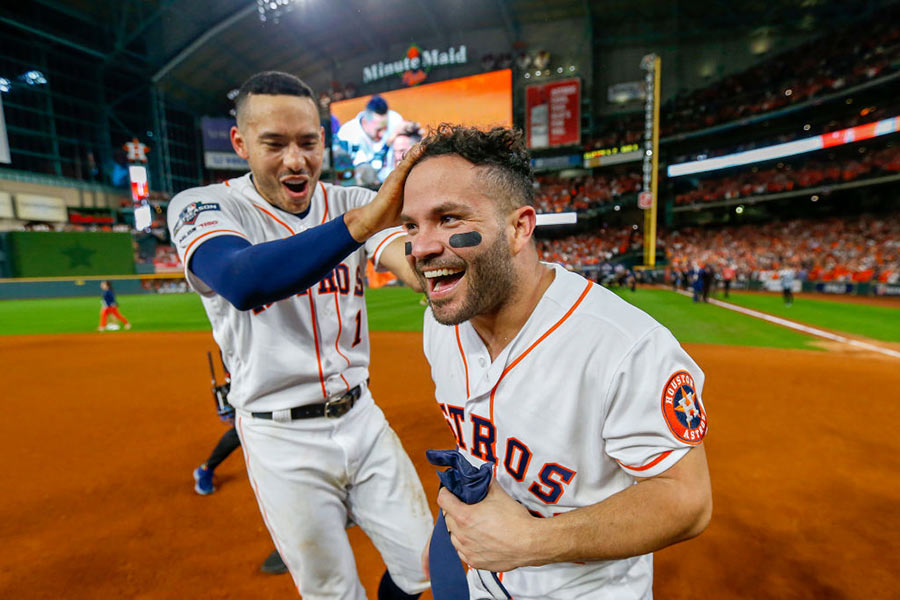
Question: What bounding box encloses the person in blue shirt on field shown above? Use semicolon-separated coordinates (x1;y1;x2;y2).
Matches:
98;280;131;331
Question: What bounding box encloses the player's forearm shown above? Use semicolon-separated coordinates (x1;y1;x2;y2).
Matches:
522;474;711;567
191;217;362;310
344;205;390;242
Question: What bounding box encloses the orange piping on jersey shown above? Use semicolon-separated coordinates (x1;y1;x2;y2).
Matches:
618;450;673;472
184;229;248;258
306;292;328;399
488;280;593;475
372;230;405;266
223;180;230;187
319;182;328;224
332;290;352;391
454;325;470;397
236;416;291;575
252;203;295;236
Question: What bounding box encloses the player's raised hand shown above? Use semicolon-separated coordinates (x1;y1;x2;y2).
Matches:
344;142;426;242
439;480;539;573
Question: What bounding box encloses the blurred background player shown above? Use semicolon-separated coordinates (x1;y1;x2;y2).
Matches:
336;95;407;187
193;353;289;575
97;280;131;331
378;124;423;183
722;263;736;298
780;262;796;306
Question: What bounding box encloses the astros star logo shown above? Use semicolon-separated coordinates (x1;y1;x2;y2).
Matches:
675;391;701;427
61;243;96;268
661;370;708;445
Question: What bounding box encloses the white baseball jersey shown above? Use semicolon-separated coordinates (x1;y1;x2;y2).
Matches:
167;173;405;413
423;264;708;599
336;109;404;168
167;174;432;598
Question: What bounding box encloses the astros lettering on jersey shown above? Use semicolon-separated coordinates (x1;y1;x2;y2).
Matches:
167;173;404;413
423;264;708;599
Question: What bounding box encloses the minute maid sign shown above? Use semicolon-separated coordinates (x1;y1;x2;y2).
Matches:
363;44;468;86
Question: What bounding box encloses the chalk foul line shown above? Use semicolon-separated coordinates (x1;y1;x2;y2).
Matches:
673;290;900;359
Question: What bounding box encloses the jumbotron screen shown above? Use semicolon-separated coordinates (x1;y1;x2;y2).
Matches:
330;69;512;185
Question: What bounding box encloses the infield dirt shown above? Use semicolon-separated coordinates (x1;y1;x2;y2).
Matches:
2;330;898;599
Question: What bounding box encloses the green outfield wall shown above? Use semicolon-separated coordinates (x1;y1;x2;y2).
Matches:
2;232;135;278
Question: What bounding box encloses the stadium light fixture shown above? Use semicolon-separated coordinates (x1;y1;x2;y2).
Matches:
735;205;744;214
21;70;47;85
811;195;819;202
0;77;9;93
226;88;240;100
258;0;297;23
524;73;531;79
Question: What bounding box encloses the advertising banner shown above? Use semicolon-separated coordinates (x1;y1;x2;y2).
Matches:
201;117;248;171
526;78;580;149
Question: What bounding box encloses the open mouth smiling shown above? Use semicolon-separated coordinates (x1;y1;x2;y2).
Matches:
423;267;465;296
281;178;309;196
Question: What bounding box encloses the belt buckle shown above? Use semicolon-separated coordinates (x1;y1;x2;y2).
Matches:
325;393;352;418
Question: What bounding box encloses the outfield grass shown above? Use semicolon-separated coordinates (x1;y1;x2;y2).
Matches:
4;286;889;351
715;291;900;343
365;286;428;331
609;287;820;350
0;288;428;336
0;294;211;336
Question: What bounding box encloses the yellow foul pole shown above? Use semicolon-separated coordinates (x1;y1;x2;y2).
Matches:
640;55;661;267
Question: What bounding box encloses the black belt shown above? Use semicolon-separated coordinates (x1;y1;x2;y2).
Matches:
251;384;362;420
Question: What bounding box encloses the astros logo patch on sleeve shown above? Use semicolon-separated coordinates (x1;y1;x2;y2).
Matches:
661;370;707;445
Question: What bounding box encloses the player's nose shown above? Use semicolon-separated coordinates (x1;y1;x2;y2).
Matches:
409;227;444;262
283;143;305;171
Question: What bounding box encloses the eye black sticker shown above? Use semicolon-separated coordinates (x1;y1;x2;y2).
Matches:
449;231;482;248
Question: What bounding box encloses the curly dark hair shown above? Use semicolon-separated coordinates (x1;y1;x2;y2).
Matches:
234;71;316;125
416;124;535;212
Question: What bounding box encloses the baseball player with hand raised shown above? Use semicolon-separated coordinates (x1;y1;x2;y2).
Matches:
401;125;712;599
167;71;432;600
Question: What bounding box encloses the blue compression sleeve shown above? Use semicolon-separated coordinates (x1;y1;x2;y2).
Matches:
190;216;363;311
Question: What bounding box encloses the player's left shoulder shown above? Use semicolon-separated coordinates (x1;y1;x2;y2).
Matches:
547;265;660;341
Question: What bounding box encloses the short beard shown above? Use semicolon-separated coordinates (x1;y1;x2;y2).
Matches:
431;232;517;325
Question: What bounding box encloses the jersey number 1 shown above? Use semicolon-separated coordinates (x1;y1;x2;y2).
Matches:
352;310;363;347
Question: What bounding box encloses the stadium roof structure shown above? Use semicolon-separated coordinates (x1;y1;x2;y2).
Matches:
1;0;891;114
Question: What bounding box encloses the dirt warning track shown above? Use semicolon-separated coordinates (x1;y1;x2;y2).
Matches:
1;331;897;599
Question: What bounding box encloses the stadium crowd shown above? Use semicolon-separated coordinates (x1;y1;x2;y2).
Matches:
674;144;900;206
587;5;899;150
536;227;640;269
534;213;900;285
534;172;641;213
662;214;900;283
663;6;900;137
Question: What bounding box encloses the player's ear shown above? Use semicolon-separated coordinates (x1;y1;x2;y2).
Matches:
231;126;250;160
509;205;536;254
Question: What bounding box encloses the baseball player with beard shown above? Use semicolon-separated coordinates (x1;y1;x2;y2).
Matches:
400;125;712;599
167;72;432;600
